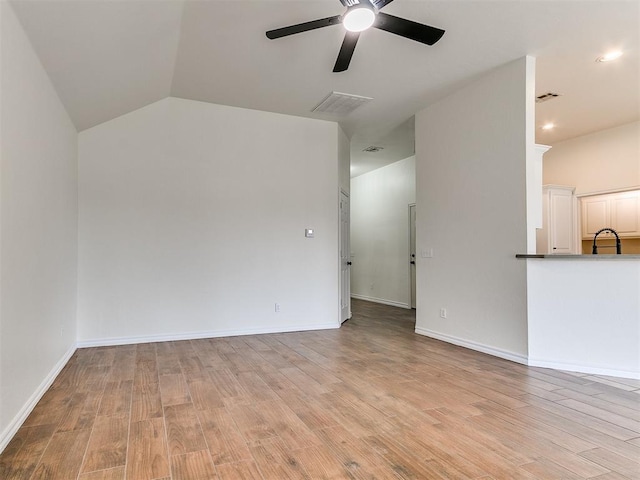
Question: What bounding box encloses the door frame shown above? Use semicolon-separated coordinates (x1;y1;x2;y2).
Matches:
408;203;416;309
339;189;351;323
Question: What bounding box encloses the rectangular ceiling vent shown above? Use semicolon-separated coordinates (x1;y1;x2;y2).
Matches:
536;92;563;103
312;91;373;116
363;146;384;153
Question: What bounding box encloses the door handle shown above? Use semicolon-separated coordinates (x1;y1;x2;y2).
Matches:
410;261;415;265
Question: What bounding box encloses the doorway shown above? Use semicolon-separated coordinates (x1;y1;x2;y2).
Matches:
409;203;416;309
340;190;351;322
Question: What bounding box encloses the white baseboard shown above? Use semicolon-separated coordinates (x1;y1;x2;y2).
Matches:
528;358;640;380
0;344;76;454
351;294;411;310
415;328;639;379
76;322;340;348
414;327;528;365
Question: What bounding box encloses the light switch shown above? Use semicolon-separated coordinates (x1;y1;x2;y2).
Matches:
305;228;314;238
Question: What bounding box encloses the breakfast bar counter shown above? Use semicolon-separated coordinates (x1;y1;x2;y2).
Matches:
518;254;640;379
517;254;640;259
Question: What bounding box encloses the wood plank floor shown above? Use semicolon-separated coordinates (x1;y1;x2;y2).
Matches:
1;298;639;479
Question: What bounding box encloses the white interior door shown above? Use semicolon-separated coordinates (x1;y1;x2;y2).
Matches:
340;191;351;322
409;204;416;309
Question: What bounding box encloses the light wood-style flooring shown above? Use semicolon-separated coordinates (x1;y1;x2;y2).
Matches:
1;298;639;479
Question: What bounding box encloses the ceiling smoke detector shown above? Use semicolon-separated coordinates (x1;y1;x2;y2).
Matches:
312;91;373;115
363;146;384;153
536;92;563;103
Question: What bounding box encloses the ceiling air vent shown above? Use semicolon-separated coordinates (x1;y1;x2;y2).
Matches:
536;92;563;103
363;146;384;153
312;91;373;115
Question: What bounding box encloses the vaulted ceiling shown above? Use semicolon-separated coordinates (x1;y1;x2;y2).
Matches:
10;0;639;176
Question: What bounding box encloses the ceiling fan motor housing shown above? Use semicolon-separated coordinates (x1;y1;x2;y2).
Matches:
341;0;366;7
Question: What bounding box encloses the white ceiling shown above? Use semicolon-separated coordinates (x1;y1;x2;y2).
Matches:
10;0;639;177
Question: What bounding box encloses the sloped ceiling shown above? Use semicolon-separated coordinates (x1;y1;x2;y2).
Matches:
9;0;639;176
9;0;183;131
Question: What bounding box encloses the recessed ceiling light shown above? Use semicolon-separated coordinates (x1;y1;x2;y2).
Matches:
596;50;623;62
541;123;555;131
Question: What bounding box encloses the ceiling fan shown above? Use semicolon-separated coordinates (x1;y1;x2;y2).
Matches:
265;0;445;73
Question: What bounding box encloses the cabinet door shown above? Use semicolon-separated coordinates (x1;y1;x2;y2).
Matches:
611;191;640;236
550;189;574;253
582;196;609;238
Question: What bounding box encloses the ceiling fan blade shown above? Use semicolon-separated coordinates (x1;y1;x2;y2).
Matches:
266;15;342;39
374;12;445;45
371;0;395;9
333;31;360;72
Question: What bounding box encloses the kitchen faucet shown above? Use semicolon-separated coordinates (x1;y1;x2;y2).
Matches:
592;227;622;254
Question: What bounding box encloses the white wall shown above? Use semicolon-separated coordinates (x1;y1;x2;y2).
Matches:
414;57;534;362
527;258;640;378
78;97;341;344
338;126;350;195
543;121;640;195
350;156;415;307
0;1;78;451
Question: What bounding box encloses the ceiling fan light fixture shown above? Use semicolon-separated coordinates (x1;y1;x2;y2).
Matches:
265;0;445;72
343;7;376;32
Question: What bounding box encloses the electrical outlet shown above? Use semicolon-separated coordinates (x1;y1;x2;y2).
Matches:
440;308;447;319
275;303;281;313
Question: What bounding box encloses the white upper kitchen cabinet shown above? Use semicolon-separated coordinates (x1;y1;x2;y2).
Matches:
581;190;640;239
